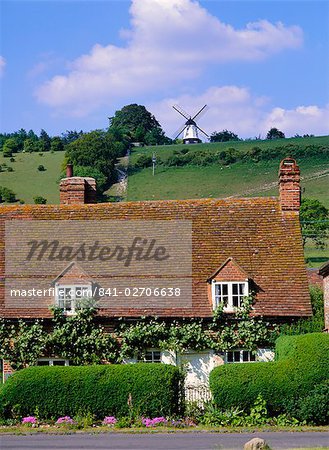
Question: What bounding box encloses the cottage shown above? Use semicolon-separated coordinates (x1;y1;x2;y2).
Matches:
0;158;311;386
319;260;329;332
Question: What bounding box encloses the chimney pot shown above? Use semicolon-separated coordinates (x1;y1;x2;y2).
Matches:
66;164;73;178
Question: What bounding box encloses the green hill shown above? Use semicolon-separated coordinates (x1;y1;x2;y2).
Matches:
127;136;329;208
0;151;65;204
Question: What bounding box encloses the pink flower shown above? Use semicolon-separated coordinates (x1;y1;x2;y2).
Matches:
56;416;75;425
142;417;167;427
102;416;117;425
22;416;37;424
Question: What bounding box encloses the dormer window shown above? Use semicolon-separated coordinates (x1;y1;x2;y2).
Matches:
212;281;248;311
208;257;250;312
55;284;91;314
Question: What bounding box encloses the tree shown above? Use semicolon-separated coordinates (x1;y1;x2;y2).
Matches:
109;104;166;144
66;130;125;187
0;186;17;203
210;130;240;142
2;138;20;156
23;138;37;153
266;127;285;140
300;198;329;248
39;129;51;151
61;130;84;145
50;136;64;152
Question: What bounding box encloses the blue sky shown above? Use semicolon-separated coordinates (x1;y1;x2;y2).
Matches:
1;0;328;138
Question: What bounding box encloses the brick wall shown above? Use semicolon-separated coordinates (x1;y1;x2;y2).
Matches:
279;158;301;212
59;177;96;205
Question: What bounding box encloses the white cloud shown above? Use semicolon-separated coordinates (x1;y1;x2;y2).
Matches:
0;56;6;77
35;0;303;115
148;86;329;139
263;104;329;137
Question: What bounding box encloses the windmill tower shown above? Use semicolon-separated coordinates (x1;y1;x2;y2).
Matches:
173;104;209;144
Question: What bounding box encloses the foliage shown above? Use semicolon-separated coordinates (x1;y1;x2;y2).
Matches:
47;307;119;365
285;380;329;425
66;129;125;186
209;333;329;422
33;196;47;204
50;137;64;152
61;130;84;145
210;130;240;142
133;154;153;169
0;186;17;203
266;128;285;140
109;104;167;144
300;198;329;248
37;164;46;171
0;364;184;419
142;141;329;169
0;319;47;370
2;138;19;157
280;286;324;335
39;129;51;152
119;297;277;358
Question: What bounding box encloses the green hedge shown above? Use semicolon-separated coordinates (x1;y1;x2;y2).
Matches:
0;363;183;419
209;333;329;415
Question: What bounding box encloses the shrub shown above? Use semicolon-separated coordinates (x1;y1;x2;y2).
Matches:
0;363;184;420
0;186;16;203
284;380;329;425
134;154;153;169
33;196;47;204
209;333;329;418
37;165;46;171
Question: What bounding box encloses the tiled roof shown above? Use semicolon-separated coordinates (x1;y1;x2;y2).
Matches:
0;197;311;318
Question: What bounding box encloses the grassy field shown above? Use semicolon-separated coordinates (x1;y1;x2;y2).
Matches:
0;151;65;204
127;156;329;207
127;136;329;208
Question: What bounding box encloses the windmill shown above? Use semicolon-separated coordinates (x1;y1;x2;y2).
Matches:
173;104;209;144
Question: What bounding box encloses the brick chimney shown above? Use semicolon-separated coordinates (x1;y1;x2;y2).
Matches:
60;165;97;205
279;157;301;212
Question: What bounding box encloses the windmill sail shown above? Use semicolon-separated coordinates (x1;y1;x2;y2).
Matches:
172;104;209;144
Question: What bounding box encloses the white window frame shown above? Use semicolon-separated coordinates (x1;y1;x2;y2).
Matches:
137;349;162;363
225;350;256;364
55;283;91;314
37;358;70;366
212;280;249;311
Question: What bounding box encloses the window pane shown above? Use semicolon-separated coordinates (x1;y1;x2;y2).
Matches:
233;351;240;362
215;285;221;295
37;361;49;366
232;296;239;307
222;284;228;295
53;360;65;366
250;353;256;362
75;287;82;298
153;351;161;361
64;288;72;299
239;284;245;295
242;351;249;362
232;284;238;295
227;352;233;363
